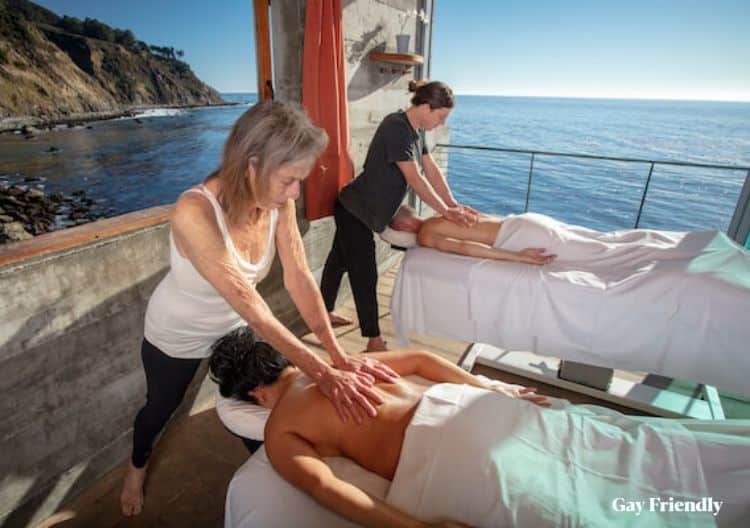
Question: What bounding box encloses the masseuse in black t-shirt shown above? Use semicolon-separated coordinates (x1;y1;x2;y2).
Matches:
320;80;478;352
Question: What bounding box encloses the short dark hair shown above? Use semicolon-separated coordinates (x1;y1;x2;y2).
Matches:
408;80;455;109
209;326;292;404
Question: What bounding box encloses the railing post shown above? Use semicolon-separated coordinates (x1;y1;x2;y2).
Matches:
728;169;750;248
634;162;655;228
524;153;535;213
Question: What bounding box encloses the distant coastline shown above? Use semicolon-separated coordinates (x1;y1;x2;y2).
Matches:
0;101;242;134
1;0;225;130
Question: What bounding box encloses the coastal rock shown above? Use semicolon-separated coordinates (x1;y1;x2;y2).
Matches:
0;181;107;244
3;222;33;241
26;188;46;200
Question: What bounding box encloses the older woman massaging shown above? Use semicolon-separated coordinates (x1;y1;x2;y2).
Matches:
120;101;397;516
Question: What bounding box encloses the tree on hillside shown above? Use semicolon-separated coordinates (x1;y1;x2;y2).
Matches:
148;45;178;60
82;17;114;42
114;28;136;49
176;49;184;58
59;15;83;35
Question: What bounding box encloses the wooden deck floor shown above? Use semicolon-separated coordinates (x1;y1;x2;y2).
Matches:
34;264;471;528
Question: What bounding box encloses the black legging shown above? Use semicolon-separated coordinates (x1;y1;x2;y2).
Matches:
131;339;202;468
320;200;380;337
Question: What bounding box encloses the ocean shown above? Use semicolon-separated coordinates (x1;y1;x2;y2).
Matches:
1;93;749;236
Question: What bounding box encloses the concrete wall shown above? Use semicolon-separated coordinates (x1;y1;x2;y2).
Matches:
0;0;441;525
0;211;177;527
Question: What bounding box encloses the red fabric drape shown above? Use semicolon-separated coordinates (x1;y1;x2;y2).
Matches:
302;0;353;220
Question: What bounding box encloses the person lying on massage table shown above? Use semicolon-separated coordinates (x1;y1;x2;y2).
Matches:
210;327;750;528
389;204;557;265
387;203;743;267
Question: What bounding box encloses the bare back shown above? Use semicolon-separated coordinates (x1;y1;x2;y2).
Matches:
268;376;428;480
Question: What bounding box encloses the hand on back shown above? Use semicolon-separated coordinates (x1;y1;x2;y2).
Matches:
442;206;478;228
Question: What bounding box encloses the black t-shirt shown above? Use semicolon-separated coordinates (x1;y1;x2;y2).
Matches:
338;111;427;233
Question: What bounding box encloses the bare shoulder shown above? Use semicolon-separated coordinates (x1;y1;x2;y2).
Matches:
170;188;215;227
265;383;321;436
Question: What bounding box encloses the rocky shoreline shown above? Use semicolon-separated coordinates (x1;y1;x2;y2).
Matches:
0;180;106;244
0;101;242;135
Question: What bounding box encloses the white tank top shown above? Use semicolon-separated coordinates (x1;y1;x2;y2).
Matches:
144;185;278;358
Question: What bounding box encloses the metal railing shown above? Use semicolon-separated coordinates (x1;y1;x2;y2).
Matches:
435;143;750;245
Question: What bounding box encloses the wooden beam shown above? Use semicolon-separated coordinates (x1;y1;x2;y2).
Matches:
253;0;274;100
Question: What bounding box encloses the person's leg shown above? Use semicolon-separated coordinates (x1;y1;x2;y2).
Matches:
121;339;202;516
333;203;384;350
320;219;352;327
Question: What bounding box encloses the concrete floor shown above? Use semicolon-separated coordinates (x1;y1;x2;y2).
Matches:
34;265;473;528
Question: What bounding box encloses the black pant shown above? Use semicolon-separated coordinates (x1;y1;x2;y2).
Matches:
320;200;380;337
131;339;202;468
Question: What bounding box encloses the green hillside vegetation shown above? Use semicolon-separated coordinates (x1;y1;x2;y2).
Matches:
0;0;224;121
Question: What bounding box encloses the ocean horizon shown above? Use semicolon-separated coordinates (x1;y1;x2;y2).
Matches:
1;93;749;238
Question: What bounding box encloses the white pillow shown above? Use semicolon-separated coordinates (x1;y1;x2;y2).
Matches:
216;389;269;440
379;226;418;248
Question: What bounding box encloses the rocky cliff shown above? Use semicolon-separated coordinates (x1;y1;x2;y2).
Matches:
0;0;224;124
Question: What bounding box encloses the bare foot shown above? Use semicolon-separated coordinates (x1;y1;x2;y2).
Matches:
120;461;147;516
328;311;353;327
365;337;388;352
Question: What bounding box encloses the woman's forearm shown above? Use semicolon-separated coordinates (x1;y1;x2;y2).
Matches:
223;272;332;379
285;271;348;364
423;162;456;208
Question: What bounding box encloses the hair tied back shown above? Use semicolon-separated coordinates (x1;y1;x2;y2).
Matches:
408;79;429;93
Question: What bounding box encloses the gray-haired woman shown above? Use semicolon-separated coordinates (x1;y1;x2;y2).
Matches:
120;101;398;516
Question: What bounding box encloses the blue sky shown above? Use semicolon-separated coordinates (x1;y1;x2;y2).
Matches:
33;0;750;101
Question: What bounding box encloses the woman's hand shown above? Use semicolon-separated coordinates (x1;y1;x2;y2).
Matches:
515;247;556;265
492;385;551;407
443;206;477;228
457;203;480;219
336;354;400;384
316;367;385;423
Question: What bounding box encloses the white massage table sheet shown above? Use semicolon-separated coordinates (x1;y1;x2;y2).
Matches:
223;376;554;527
391;213;750;397
224;381;750;527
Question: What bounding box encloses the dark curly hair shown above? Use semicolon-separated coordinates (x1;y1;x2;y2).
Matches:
209;326;292;404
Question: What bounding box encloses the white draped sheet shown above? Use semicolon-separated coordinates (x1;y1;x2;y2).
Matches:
391;213;750;397
386;384;750;527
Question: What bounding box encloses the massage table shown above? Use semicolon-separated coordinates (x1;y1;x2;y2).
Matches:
220;376;564;528
219;377;750;527
390;214;750;400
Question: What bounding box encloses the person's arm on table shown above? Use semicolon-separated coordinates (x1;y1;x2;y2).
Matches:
422;234;556;265
369;350;550;406
266;427;465;528
171;195;379;422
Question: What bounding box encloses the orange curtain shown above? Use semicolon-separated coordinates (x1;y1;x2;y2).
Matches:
302;0;353;220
